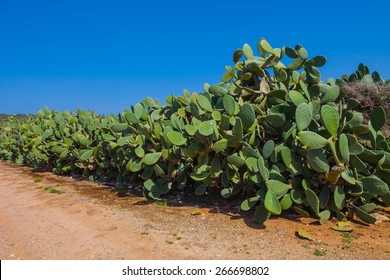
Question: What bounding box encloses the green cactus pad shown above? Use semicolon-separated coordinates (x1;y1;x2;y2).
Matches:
125;112;139;125
222;68;235;83
80;149;93;161
297;131;327;149
220;187;233;198
358;176;389;196
111;123;128;133
285;47;299;58
243;43;254;59
287;58;305;70
370;106;386;131
321;85;339;103
293;207;310;217
209;85;227;96
223;95;236;116
341;170;356;185
241;196;260;211
196;95;213;112
281;147;292;167
212;139;228;152
289;90;307;106
185;124;198;136
198;120;216;136
259;39;274;54
319;210;330;225
319;187;330;209
233;49;243;63
264;190;282;215
264;114;285;128
135;146;145;158
129;159;143;172
338;134;350;164
351;205;377;224
295;103;312;131
254;203;271;224
321;105;339;136
227;154;246;167
195;184;207;196
358;203;377;213
258;156;270;181
246;157;259;172
238;103;256;131
280;194;293;210
307;149;330;173
266;180;290;197
334;185;346;210
143;152;161;165
309;55;327;67
262;140;275;159
305;188;320;216
166;131;187;146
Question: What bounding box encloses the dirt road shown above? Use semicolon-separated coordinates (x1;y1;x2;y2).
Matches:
0;162;389;260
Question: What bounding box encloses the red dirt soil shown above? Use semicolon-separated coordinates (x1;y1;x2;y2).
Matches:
0;162;389;260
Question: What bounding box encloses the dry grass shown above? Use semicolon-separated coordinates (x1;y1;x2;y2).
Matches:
340;81;390;136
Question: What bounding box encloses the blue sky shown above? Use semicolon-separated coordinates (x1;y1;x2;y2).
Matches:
1;0;389;115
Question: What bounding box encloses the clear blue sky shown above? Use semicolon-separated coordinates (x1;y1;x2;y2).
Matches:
1;0;389;115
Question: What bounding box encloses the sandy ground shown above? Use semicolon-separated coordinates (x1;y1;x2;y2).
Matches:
0;161;389;260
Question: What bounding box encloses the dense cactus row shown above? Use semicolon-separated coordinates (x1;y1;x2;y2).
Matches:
336;63;390;86
1;38;389;225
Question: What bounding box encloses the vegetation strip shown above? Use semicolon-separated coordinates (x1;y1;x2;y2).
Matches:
1;38;389;225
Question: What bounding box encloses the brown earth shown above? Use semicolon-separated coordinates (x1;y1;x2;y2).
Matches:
0;161;389;260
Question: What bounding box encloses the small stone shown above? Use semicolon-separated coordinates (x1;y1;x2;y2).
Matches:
215;253;223;258
371;213;390;225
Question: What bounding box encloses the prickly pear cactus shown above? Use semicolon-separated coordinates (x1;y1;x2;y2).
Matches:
1;38;389;225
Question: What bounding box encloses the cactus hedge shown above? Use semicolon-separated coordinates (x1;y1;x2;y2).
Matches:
1;38;390;225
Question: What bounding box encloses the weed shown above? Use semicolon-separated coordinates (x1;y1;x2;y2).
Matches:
33;178;42;183
166;240;173;245
314;249;326;256
155;201;167;206
43;186;63;194
341;232;360;243
49;188;64;194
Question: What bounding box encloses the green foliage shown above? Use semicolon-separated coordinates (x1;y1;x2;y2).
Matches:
1;38;389;226
337;63;389;85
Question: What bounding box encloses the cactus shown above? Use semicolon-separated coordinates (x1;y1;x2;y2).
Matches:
0;38;389;227
295;103;312;131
